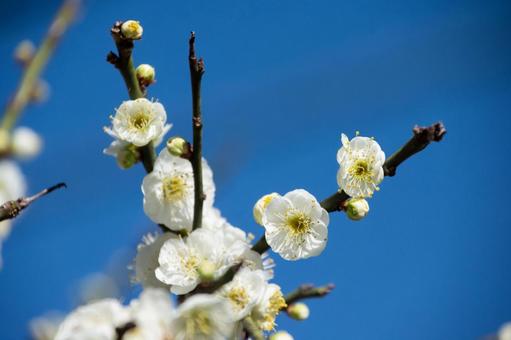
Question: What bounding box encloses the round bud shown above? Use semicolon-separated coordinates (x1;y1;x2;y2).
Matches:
136;64;155;86
345;197;370;221
166;137;190;158
253;193;280;225
287;302;310;320
120;20;143;40
30;80;50;103
117;144;139;169
11;127;43;160
269;331;294;340
197;260;216;282
14;40;35;65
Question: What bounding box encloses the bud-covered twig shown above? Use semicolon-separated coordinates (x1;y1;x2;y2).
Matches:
1;0;79;132
283;283;335;306
188;32;206;231
108;20;156;173
0;182;66;222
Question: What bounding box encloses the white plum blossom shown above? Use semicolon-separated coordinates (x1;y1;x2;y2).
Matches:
251;283;287;332
0;160;26;269
29;312;63;340
217;268;267;320
171;294;235;340
142;150;214;232
11;126;43;160
104;98;170;147
55;299;130;340
262;189;329;260
124;288;175;340
345;197;370;221
499;322;511;340
156;228;241;295
132;232;175;288
253;192;280;226
336;133;385;198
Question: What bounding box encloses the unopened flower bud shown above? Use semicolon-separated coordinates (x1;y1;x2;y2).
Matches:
117;144;139;169
121;20;143;40
166;137;190;158
11;127;43;160
345;197;369;221
197;260;216;282
287;302;310;320
253;193;280;225
30;80;50;103
136;64;155;86
14;40;35;65
269;331;294;340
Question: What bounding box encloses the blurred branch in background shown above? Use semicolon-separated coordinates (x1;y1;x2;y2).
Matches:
0;0;79;133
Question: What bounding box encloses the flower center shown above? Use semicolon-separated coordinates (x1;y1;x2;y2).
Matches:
162;176;186;202
181;255;200;275
348;159;372;181
226;287;249;310
261;290;287;331
185;310;212;336
129;111;151;131
286;212;312;234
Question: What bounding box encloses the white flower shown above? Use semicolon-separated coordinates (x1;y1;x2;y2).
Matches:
269;331;294;340
29;312;64;340
0;160;26;269
156;228;237;295
124;288;175;340
253;193;280;226
104;98;170;147
11;126;43;160
142;150;214;232
121;20;143;40
132;232;175;288
262;189;329;260
499;322;511;340
251;283;287;331
345;197;370;221
55;299;130;340
217;268;266;320
337;133;385;198
171;294;235;340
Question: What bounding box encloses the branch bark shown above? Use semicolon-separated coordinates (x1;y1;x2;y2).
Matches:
1;0;79;131
284;283;335;307
188;32;206;231
0;183;66;222
108;21;155;173
251;122;447;254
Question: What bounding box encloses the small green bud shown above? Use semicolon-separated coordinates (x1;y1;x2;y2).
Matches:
269;331;294;340
166;137;191;158
197;260;216;282
120;20;143;40
117;144;139;169
136;64;156;86
345;197;369;221
286;302;310;320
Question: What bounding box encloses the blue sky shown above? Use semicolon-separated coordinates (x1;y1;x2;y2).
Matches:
0;0;510;339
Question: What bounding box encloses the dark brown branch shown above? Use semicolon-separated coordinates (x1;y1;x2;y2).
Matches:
251;122;447;254
284;283;335;307
115;321;136;340
0;182;66;222
108;21;155;173
188;32;206;231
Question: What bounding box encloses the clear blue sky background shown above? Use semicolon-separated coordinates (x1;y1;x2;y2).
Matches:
1;0;510;339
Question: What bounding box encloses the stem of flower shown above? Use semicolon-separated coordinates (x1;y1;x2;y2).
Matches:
283;283;335;306
108;21;155;173
251;122;447;254
0;182;66;222
0;0;79;131
188;32;206;231
242;317;264;340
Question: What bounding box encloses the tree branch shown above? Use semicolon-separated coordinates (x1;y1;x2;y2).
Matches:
0;182;66;222
284;283;335;307
108;21;155;173
189;263;241;295
188;32;206;231
1;0;79;131
251;122;447;254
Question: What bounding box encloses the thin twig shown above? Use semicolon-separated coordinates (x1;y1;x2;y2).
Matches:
284;283;335;306
1;0;79;131
188;32;206;231
252;122;447;254
108;21;155;173
188;263;242;296
0;183;66;222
